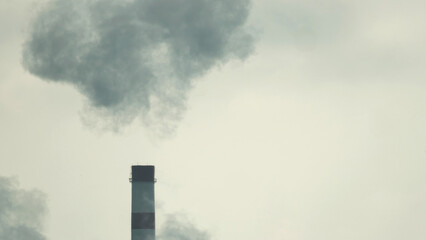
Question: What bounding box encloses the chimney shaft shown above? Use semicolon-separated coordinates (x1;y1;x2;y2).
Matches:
131;165;155;240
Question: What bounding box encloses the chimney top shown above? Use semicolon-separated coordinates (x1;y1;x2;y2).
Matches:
131;165;155;182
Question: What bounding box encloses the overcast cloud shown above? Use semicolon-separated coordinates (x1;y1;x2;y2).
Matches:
1;0;426;240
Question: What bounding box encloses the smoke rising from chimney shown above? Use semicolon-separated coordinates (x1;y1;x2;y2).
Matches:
0;177;47;240
158;214;210;240
0;176;210;240
23;0;254;132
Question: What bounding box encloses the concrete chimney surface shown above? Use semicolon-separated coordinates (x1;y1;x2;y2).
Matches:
131;165;155;240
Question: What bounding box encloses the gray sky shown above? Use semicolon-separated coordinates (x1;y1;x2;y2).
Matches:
1;0;426;240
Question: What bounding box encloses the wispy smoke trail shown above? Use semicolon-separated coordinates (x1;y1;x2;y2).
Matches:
159;214;210;240
23;0;253;133
0;177;47;240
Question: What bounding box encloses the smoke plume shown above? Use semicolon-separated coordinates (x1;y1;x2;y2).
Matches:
159;214;210;240
0;177;47;240
23;0;253;132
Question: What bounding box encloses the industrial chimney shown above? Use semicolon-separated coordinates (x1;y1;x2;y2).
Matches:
130;165;155;240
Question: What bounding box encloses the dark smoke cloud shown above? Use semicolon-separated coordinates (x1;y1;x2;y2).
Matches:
159;214;210;240
23;0;253;132
0;177;47;240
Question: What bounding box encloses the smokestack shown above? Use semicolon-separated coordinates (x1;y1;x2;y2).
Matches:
130;165;155;240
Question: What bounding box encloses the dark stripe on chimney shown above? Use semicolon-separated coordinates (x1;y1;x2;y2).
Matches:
132;212;155;229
